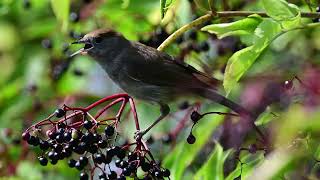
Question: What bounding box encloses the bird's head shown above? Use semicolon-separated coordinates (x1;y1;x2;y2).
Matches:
70;29;125;58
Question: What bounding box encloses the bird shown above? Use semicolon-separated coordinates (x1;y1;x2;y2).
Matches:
71;29;253;139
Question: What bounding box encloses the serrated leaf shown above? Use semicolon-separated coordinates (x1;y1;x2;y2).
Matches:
201;15;262;39
50;0;70;32
223;19;282;94
194;143;232;180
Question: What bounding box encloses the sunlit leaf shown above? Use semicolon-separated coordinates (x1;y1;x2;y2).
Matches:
226;153;264;180
194;143;232;180
262;0;301;29
223;19;282;94
201;15;262;39
50;0;70;32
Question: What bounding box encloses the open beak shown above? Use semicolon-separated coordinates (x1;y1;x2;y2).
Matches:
69;48;86;57
69;38;93;57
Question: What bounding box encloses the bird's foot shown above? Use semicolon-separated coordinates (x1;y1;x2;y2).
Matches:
134;130;146;141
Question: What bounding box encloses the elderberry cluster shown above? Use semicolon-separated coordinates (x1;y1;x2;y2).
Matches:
22;106;170;180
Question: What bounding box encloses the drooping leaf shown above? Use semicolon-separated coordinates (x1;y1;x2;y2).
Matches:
50;0;70;32
223;19;282;94
201;15;263;39
194;143;232;180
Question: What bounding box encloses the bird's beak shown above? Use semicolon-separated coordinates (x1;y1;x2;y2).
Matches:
70;38;92;57
69;48;87;57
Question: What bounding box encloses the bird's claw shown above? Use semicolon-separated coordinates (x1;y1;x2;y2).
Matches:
134;130;145;141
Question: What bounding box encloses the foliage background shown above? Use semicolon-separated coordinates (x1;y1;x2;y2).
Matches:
1;0;320;179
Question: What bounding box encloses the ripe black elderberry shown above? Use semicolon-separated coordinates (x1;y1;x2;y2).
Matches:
190;111;202;123
94;153;105;164
70;12;80;22
41;39;52;49
63;131;72;142
283;80;293;90
68;159;76;168
79;156;89;166
188;30;197;40
108;171;117;179
27;136;40;146
199;41;209;51
187;133;196;144
248;144;257;154
98;140;108;149
122;167;132;176
55;108;65;118
39;140;49;150
38;156;48;166
22;132;30;141
162;168;171;177
141;162;151;172
83;120;93;130
105;125;115;137
79;172;89;180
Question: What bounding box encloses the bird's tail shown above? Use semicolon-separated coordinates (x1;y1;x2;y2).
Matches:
195;88;251;117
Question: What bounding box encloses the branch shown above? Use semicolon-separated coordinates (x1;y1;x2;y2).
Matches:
157;11;320;51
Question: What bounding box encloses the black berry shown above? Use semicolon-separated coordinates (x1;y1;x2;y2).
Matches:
108;171;117;179
80;172;89;180
41;39;52;49
70;12;79;22
94;153;105;164
38;156;48;166
83;120;93;130
68;159;76;168
22;132;30;141
55;108;65;118
187;133;196;144
190;111;202;123
98;140;108;149
162;168;170;177
105;125;115;137
248;144;257;154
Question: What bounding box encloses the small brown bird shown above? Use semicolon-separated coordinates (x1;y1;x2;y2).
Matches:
71;29;251;139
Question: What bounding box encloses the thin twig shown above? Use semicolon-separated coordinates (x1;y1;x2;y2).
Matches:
157;11;320;51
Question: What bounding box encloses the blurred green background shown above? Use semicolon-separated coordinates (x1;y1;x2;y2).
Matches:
1;0;320;179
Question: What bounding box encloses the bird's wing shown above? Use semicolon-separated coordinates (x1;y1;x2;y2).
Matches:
124;42;221;89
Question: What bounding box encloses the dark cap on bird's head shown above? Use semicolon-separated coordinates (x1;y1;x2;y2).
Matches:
70;29;123;57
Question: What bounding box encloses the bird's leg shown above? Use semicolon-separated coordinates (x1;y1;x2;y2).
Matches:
135;103;170;140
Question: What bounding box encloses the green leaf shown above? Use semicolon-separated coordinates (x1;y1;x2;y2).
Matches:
160;0;173;19
262;0;301;29
163;107;226;180
223;19;282;94
226;153;264;180
262;0;298;21
194;143;232;180
201;15;263;39
50;0;70;32
160;0;166;19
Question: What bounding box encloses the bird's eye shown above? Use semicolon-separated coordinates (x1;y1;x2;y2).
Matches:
95;37;103;44
84;43;93;50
